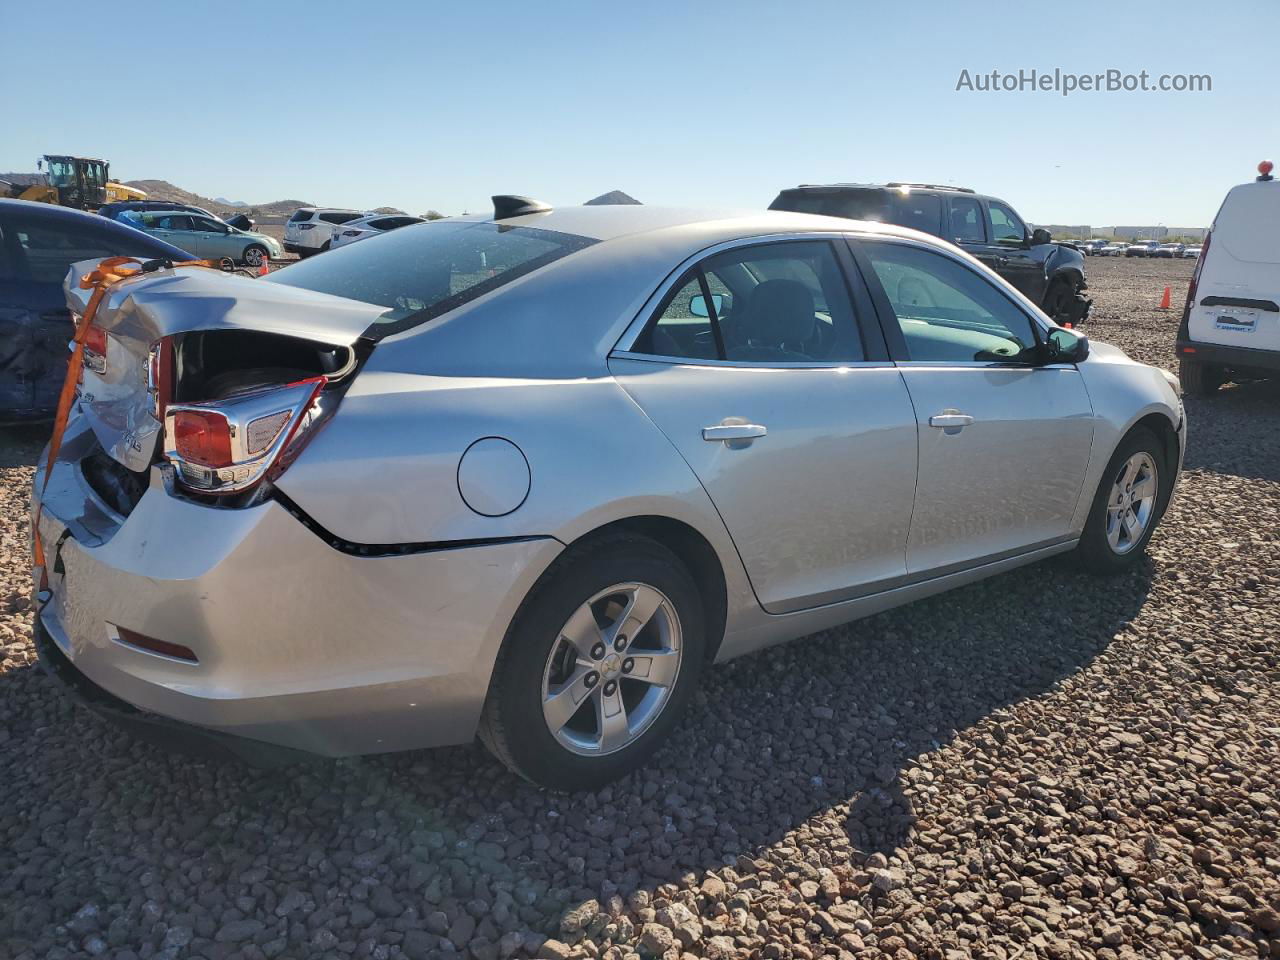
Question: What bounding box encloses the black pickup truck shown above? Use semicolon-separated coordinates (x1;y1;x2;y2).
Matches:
770;182;1092;326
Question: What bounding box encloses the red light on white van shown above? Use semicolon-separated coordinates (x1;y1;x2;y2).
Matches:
1259;160;1274;181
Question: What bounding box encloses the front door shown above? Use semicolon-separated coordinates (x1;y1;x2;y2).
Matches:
856;238;1095;574
984;199;1043;302
611;238;919;613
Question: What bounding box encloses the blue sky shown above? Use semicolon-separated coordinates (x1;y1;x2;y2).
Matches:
3;1;1274;226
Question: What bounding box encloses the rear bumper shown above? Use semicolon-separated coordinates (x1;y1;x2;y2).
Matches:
283;240;319;254
35;614;315;765
33;459;563;757
1176;340;1280;374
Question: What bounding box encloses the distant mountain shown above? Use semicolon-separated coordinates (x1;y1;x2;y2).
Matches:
213;196;249;207
0;172;44;188
585;190;641;205
123;180;313;218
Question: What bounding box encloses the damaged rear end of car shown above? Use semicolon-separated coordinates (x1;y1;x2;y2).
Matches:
66;264;377;516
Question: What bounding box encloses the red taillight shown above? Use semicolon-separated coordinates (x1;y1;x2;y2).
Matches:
83;323;107;356
1179;230;1211;334
165;376;328;495
173;410;233;467
79;323;109;378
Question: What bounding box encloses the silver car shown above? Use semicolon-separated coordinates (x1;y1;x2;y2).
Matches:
33;202;1185;790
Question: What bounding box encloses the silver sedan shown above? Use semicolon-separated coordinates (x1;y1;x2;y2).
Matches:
33;201;1185;790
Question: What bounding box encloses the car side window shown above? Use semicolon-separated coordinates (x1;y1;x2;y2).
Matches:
643;274;720;360
862;241;1039;363
988;201;1026;246
636;241;865;364
950;198;985;244
195;218;226;233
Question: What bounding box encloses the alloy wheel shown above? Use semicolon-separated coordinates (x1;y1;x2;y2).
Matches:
1106;451;1158;554
540;582;682;756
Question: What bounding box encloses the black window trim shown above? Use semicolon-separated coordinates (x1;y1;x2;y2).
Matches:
622;235;891;369
849;235;1053;367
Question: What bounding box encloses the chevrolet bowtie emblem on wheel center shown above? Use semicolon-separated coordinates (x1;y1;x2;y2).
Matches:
600;653;623;680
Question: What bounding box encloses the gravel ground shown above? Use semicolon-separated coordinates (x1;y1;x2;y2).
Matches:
1;257;1278;960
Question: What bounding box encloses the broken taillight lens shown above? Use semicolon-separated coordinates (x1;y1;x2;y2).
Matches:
164;377;326;495
80;323;108;376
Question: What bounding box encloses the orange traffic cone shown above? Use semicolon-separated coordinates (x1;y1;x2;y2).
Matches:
1158;286;1171;309
258;253;270;277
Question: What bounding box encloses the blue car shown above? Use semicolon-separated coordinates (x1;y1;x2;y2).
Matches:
0;199;192;421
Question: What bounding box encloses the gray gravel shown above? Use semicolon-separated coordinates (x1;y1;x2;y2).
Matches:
2;257;1278;960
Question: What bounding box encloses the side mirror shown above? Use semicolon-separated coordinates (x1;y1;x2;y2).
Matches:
1043;326;1089;364
1030;227;1053;246
689;293;730;317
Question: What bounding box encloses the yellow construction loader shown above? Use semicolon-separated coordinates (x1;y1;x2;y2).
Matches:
3;155;147;210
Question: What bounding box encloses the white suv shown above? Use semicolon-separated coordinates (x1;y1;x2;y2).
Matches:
284;207;368;257
1176;160;1280;394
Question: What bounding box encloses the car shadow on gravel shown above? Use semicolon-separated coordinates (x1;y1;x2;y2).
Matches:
1;549;1155;948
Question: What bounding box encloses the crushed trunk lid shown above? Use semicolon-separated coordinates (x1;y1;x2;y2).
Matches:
64;260;383;473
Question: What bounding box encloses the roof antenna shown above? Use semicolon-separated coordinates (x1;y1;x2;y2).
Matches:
492;195;552;219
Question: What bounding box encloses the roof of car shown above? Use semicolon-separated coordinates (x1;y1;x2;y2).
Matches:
0;199;195;258
445;204;938;246
781;182;979;195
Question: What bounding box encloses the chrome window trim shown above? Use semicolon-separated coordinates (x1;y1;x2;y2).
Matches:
851;233;1061;367
610;351;897;370
611;231;878;370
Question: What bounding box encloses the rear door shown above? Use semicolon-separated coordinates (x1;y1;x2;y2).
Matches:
610;237;919;613
854;237;1094;574
1189;183;1280;352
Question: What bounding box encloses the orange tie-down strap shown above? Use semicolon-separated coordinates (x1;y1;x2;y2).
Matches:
32;256;223;569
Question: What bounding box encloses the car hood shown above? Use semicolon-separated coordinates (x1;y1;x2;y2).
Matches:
64;258;382;472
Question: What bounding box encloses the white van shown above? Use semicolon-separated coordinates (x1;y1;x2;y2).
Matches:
1176;160;1280;395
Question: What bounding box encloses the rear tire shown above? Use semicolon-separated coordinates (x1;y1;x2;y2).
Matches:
1070;427;1169;575
1178;358;1222;397
479;532;705;791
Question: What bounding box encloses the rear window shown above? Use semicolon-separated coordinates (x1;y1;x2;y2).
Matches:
772;189;889;220
289;209;314;222
771;189;943;236
265;220;597;337
319;211;362;224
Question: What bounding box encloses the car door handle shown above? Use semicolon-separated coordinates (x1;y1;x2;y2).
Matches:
995;255;1009;266
929;411;974;429
702;423;767;443
40;309;71;322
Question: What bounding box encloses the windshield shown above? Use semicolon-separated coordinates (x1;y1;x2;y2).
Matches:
266;220;597;336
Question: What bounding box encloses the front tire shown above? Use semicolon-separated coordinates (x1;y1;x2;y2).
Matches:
1070;427;1169;574
242;244;268;268
479;533;705;791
